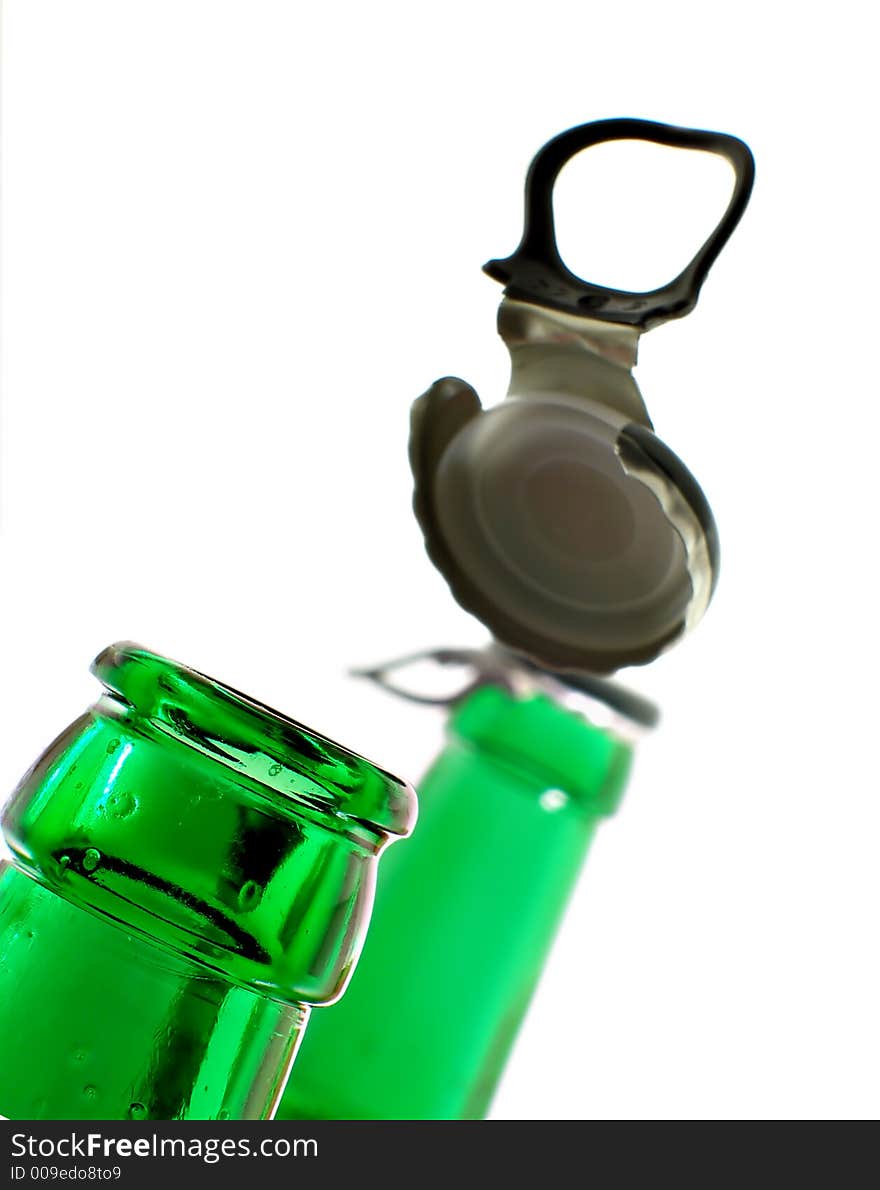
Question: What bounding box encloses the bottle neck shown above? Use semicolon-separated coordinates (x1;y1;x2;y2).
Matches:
0;863;307;1121
2;694;394;1007
448;684;633;817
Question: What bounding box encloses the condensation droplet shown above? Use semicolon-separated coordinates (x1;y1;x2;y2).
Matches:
217;1109;230;1120
237;880;262;912
83;1084;98;1101
106;738;121;755
268;763;283;777
82;848;102;873
128;1101;147;1120
58;855;71;874
108;791;138;820
71;1047;88;1065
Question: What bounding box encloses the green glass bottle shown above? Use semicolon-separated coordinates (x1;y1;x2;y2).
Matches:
0;643;415;1121
277;649;651;1120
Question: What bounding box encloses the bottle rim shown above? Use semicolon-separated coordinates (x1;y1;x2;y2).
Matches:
92;642;416;839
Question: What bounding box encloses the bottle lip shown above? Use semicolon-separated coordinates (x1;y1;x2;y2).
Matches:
497;648;660;734
92;642;416;839
356;643;657;746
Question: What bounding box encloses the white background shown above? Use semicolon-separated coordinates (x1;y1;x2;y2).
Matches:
1;1;878;1120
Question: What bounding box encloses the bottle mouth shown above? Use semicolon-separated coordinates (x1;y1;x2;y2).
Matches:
92;642;416;840
355;643;658;748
